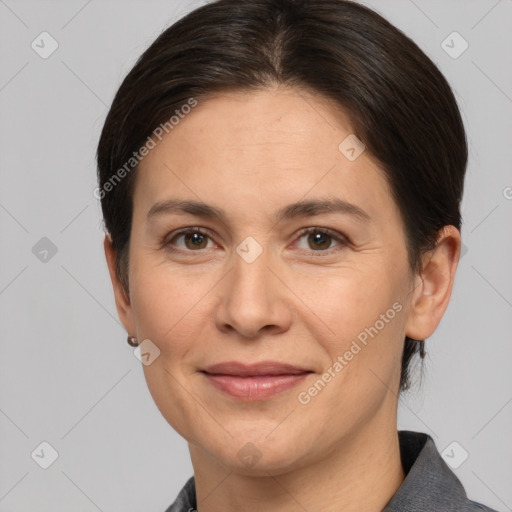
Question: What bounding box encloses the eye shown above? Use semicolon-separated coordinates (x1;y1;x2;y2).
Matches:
294;227;347;254
163;227;216;252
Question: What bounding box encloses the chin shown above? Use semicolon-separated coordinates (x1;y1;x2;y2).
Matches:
198;426;313;476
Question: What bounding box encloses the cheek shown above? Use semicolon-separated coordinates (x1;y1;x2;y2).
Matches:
131;264;212;440
301;267;407;404
300;278;405;420
298;266;402;341
128;254;207;352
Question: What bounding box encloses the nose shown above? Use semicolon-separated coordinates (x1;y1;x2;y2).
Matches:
214;247;293;339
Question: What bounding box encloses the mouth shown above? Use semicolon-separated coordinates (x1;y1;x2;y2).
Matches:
200;361;313;401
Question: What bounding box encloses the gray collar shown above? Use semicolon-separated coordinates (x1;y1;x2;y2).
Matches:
383;431;467;511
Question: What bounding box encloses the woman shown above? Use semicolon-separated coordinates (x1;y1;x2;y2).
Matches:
96;0;498;510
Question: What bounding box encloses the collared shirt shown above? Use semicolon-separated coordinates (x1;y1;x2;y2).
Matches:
164;430;498;512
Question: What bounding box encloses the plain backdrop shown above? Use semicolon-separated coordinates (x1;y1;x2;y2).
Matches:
0;0;511;511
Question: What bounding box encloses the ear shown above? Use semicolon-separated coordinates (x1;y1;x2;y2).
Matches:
404;226;461;341
103;234;136;336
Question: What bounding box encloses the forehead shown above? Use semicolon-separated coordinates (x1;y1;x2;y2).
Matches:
134;86;398;227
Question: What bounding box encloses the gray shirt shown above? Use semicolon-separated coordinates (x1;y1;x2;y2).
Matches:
164;430;498;511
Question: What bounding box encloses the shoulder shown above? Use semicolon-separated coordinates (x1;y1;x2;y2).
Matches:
468;504;500;512
163;476;196;512
461;499;499;512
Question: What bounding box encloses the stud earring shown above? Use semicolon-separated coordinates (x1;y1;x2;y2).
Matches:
127;335;139;347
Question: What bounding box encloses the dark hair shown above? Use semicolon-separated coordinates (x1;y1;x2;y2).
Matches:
96;0;468;391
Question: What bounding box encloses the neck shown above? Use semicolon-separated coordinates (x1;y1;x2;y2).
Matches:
189;412;405;512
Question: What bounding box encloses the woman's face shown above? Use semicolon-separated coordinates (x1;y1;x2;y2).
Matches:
113;87;429;473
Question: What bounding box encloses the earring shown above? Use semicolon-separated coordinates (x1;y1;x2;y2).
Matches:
127;335;139;347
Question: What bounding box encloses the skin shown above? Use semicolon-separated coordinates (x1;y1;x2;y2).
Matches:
104;86;461;512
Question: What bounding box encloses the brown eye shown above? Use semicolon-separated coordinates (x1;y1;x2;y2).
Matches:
294;227;347;255
307;231;333;250
182;231;209;250
165;228;215;252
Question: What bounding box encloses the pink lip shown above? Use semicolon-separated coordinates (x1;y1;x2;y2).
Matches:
200;361;313;400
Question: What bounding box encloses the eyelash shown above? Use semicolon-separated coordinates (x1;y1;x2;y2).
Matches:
161;226;349;257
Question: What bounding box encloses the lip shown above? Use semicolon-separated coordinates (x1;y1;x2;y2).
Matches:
200;361;313;401
202;361;311;376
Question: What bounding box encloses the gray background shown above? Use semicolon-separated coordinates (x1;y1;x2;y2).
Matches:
0;0;511;510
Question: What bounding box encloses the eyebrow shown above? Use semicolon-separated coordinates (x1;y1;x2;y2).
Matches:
146;197;372;224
